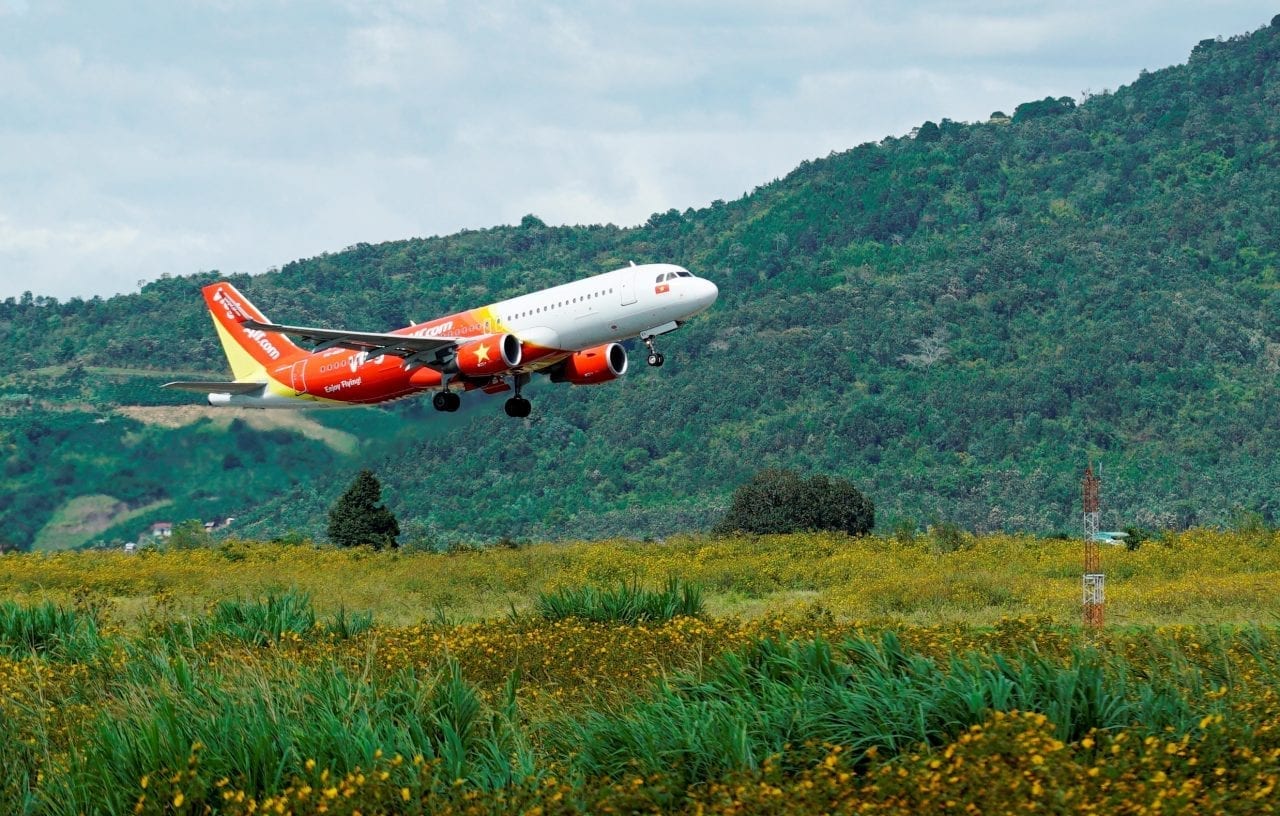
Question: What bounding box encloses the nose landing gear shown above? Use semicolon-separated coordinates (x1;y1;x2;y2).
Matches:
643;336;665;367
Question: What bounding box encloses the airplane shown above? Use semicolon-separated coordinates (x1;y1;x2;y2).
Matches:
163;262;718;417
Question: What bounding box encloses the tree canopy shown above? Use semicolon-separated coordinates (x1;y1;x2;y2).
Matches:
327;470;400;550
716;469;875;536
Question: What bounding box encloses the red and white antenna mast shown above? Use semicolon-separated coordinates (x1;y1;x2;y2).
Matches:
1082;464;1104;628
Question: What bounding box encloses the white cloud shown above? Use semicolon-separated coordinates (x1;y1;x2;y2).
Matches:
0;212;217;300
0;1;1275;300
345;23;464;89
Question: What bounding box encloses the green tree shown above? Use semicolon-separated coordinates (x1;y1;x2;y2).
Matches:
916;120;942;142
715;469;874;537
327;470;400;549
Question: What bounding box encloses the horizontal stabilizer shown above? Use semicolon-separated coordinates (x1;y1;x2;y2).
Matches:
162;381;266;395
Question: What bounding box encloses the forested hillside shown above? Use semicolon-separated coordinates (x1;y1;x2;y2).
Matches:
2;18;1278;549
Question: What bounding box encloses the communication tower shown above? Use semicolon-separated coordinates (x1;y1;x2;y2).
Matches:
1082;464;1104;628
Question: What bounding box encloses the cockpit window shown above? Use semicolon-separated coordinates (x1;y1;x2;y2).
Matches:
677;270;692;277
655;274;664;283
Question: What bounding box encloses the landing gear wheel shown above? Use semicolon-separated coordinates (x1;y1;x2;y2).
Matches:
643;336;665;367
504;396;532;418
433;391;461;412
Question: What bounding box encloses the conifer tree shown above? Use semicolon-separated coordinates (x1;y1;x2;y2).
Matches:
327;469;400;549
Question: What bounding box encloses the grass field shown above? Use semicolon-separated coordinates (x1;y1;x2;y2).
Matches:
1;530;1278;814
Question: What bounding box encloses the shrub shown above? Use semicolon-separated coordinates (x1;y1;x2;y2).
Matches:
891;517;919;544
715;469;874;536
1123;525;1155;551
169;519;213;550
928;520;973;554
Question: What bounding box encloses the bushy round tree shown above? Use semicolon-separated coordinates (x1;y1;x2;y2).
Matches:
715;469;874;536
327;469;400;549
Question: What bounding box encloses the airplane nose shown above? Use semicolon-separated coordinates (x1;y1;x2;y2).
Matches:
693;278;718;310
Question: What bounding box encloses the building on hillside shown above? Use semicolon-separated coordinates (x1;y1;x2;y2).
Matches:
150;522;173;538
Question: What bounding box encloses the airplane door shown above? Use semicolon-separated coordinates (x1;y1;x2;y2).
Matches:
619;268;637;306
290;360;307;393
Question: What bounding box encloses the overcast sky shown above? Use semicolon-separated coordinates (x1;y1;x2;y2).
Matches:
0;2;1274;300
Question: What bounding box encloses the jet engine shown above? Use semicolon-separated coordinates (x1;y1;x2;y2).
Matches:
549;343;628;385
451;334;522;377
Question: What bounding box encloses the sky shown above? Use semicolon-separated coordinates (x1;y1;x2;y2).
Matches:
0;2;1274;301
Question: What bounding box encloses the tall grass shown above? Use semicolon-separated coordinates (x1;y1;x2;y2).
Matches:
0;691;39;816
46;651;532;815
323;604;375;639
536;577;704;624
561;632;1201;787
210;589;317;645
0;600;101;659
207;589;373;645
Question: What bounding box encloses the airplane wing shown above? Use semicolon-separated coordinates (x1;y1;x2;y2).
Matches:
240;319;456;359
162;381;267;394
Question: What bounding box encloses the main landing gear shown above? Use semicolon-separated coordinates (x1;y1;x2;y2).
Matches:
643;336;665;367
504;396;531;418
504;373;532;418
432;391;461;412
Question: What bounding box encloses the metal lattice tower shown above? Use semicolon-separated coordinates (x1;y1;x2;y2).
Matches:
1082;465;1104;628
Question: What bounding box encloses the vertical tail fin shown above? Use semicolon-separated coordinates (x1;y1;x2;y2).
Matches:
202;282;303;380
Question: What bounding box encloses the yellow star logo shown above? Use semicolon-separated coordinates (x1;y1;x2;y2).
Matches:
474;342;491;365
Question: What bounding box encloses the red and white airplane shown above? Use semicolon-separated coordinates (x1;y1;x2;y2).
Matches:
164;263;717;417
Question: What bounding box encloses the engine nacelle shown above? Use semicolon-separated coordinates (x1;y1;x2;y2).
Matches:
452;334;522;377
550;343;628;385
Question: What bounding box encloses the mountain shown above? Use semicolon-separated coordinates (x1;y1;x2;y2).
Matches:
2;18;1279;550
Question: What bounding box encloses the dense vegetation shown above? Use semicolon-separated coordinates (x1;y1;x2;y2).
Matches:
1;531;1279;813
715;468;875;536
2;19;1279;548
